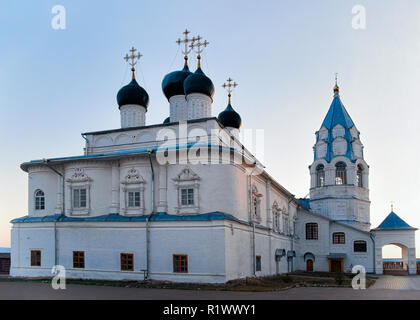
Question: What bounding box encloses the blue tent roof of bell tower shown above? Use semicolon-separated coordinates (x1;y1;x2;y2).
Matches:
315;94;357;163
321;95;355;130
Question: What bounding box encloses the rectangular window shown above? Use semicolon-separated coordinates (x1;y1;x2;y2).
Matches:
73;251;85;268
73;188;87;209
354;241;367;252
333;233;345;244
128;191;141;208
306;223;318;240
30;250;41;267
35;197;45;210
181;188;194;206
120;253;134;271
256;256;262;272
173;254;188;273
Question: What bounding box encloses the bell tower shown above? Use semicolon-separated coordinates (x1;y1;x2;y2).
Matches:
308;78;370;231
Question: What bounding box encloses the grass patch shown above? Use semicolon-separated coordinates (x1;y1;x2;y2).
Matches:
0;272;376;291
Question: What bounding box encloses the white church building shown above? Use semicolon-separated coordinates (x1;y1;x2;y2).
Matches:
9;32;418;283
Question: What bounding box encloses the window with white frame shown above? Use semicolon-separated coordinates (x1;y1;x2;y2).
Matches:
127;190;141;208
73;188;87;209
121;168;146;215
173;167;200;214
66;168;91;216
181;188;194;206
35;190;45;210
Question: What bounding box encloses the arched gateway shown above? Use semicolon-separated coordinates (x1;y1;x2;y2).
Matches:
372;211;418;275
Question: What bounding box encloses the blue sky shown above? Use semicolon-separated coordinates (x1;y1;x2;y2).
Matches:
1;0;420;258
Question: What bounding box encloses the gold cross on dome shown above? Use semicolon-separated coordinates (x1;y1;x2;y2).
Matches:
124;47;143;79
176;29;195;64
190;35;209;68
222;78;238;104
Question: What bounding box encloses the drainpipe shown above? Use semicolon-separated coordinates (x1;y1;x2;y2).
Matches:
369;233;376;274
42;159;65;266
145;150;155;280
249;163;258;276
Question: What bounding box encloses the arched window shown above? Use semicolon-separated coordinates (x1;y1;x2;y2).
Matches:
354;240;367;252
332;232;345;244
335;162;347;185
356;165;363;187
305;223;318;240
35;190;45;210
316;164;325;187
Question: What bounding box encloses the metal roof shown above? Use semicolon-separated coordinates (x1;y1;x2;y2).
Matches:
10;212;270;231
373;211;417;231
321;95;355;131
315;92;358;163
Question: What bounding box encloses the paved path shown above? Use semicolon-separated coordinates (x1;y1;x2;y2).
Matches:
370;275;420;290
1;280;420;300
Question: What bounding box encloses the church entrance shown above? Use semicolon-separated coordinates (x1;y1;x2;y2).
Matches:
329;259;343;273
304;252;315;272
306;259;313;272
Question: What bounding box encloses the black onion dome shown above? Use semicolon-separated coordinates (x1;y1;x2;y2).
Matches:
218;104;242;129
163;117;170;124
184;67;215;99
162;64;192;101
117;79;149;109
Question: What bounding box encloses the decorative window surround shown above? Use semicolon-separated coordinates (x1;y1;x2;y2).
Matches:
282;208;289;235
272;202;281;232
66;168;92;216
173;167;200;215
252;185;263;223
121;168;146;216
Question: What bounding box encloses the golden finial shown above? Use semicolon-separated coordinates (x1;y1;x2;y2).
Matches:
391;201;395;212
334;72;339;92
190;35;209;69
176;29;195;67
124;47;143;80
222;78;238;105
